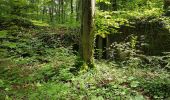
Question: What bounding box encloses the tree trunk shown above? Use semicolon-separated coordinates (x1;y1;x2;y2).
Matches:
49;7;53;22
61;0;64;24
58;0;61;23
96;36;103;59
71;0;73;15
42;6;46;21
76;0;81;22
80;0;95;68
70;0;74;22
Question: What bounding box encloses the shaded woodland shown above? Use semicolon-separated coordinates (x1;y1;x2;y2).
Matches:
0;0;170;99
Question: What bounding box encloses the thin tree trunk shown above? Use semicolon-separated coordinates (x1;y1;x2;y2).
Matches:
71;0;73;14
58;0;61;23
97;36;103;59
61;0;64;24
70;0;74;21
49;7;53;22
76;0;81;22
42;6;46;21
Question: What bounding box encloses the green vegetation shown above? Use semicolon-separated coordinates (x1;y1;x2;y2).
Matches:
0;0;170;100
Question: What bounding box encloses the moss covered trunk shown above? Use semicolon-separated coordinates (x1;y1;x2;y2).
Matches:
80;0;95;67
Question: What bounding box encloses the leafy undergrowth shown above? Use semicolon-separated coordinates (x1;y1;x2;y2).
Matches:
0;18;170;100
0;45;170;100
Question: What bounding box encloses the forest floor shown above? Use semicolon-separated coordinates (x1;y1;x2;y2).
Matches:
0;21;170;100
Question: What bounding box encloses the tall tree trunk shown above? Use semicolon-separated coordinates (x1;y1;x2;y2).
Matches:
96;36;103;59
49;7;53;22
71;0;73;15
76;0;81;22
80;0;95;68
42;6;46;21
58;0;61;23
61;0;64;24
70;0;74;21
54;4;57;23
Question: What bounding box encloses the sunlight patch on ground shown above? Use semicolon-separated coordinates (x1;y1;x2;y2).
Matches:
31;20;49;27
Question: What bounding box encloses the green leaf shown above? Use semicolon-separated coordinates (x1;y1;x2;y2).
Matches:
0;30;8;38
134;95;145;100
128;76;135;81
130;81;140;88
0;79;4;87
2;42;17;48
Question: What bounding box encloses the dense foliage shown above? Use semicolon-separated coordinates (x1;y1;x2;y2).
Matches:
0;0;170;99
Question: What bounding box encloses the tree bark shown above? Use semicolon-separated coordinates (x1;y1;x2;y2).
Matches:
80;0;95;68
76;0;81;22
61;0;64;24
70;0;74;21
58;0;61;23
71;0;73;15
